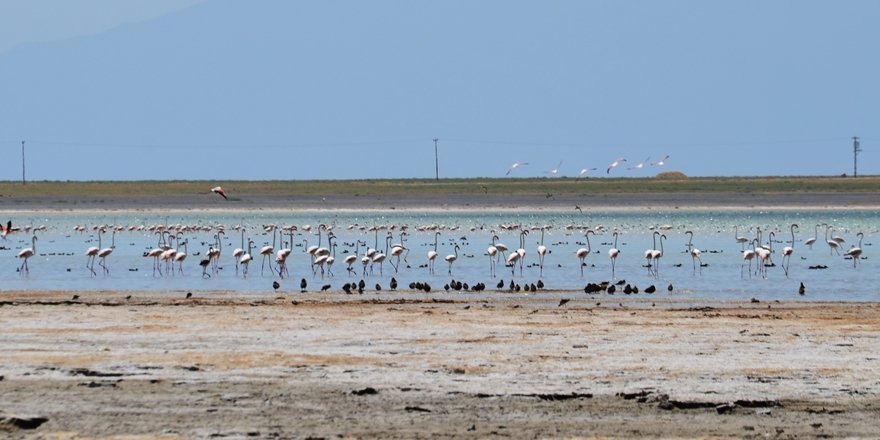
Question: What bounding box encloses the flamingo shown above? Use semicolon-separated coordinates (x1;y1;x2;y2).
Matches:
651;155;670;166
159;235;177;276
344;240;362;276
686;231;703;275
211;230;225;274
628;157;650;171
492;231;509;262
506;250;521;277
325;240;337;277
85;229;102;276
390;231;407;273
173;239;188;275
536;227;548;277
487;234;499;278
606;157;626;174
232;228;246;275
781;224;797;277
427;232;440;275
577;167;598;179
803;224;819;249
645;231;660;276
649;234;666;278
608;232;620;279
445;244;460;275
240;240;254;278
742;239;758;279
506;161;529;176
145;231;166;277
844;232;864;268
575;230;595;277
545;161;563;177
734;226;749;250
259;226;276;275
371;234;390;276
826;225;841;255
515;230;529;276
97;229;116;275
17;235;37;274
211;186;228;200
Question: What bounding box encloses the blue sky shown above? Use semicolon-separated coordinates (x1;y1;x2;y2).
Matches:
0;1;877;180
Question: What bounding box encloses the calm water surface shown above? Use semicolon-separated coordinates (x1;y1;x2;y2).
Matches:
1;209;876;302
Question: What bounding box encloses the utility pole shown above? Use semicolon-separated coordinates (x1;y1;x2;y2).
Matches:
433;138;439;181
21;140;26;185
853;136;861;178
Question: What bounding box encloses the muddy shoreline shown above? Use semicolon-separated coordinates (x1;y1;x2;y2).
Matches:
2;293;879;438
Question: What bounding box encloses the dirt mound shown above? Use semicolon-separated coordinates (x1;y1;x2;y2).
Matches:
656;171;688;180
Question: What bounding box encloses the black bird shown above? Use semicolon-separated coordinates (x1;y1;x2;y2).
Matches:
497;279;504;289
558;298;570;307
390;277;398;291
606;284;616;294
644;285;656;294
125;295;131;300
342;283;352;294
616;279;627;286
321;284;331;291
375;283;382;291
272;280;280;291
522;283;530;292
72;294;80;300
667;284;674;292
623;284;633;294
799;282;806;295
423;283;431;293
300;278;307;293
530;283;537;292
509;280;515;291
185;292;192;299
536;280;544;289
358;279;366;290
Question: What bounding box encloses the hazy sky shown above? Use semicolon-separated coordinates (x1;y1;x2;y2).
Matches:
0;1;877;180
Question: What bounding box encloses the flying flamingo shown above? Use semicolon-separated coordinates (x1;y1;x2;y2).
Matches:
651;155;670;166
445;244;460;275
575;230;595;277
427;232;440;275
211;186;228;200
628;157;650;171
85;229;102;276
545;161;563;177
608;232;620;279
781;224;797;277
97;229;116;275
506;161;529;176
844;232;864;268
17;235;38;275
577;167;598;179
606;157;626;174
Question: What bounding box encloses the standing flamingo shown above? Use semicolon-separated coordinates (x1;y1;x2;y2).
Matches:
686;231;703;275
515;230;529;276
427;232;440;275
445;244;460;275
232;228;246;276
608;232;620;279
145;231;166;277
649;234;666;278
826;225;841;255
371;234;390;276
85;229;102;276
487;234;499;278
390;231;407;273
734;226;749;250
259;226;276;275
492;231;509;263
575;230;595;277
17;235;38;275
645;231;660;276
742;239;758;279
97;229;116;275
536;227;548;277
240;240;254;278
803;224;818;249
781;224;797;276
174;239;188;275
344;240;361;276
844;232;864;268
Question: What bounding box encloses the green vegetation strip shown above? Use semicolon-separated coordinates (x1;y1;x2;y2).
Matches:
0;176;878;198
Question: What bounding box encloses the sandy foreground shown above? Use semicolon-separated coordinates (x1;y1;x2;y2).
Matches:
2;291;880;439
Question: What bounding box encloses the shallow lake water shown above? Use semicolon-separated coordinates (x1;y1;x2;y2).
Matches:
1;209;876;302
